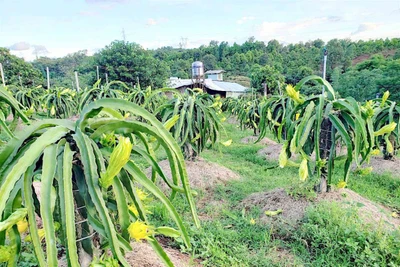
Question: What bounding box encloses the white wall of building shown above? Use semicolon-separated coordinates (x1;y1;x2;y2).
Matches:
226;92;244;98
207;73;223;81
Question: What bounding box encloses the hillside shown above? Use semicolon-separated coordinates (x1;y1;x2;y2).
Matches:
352;49;397;65
1;37;400;101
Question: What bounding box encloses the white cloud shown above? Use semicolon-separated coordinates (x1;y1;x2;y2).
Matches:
146;18;157;26
237;16;255;25
256;15;400;44
79;10;99;17
146;17;168;26
85;0;127;3
9;42;31;51
148;0;194;5
351;23;379;35
256;17;347;43
9;46;88;62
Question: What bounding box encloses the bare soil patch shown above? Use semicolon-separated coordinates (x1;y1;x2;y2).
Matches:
241;136;278;146
352;49;396;65
147;157;239;190
257;144;284;161
242;189;309;228
267;247;302;266
126;240;201;267
357;156;400;178
242;188;399;231
227;116;239;124
319;189;400;230
196;197;228;221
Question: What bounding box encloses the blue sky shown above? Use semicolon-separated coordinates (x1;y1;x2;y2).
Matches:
1;0;399;61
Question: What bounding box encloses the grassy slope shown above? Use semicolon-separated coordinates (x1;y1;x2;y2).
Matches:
205;119;400;210
150;117;400;266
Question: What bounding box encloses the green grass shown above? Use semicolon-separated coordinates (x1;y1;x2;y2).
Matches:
350;172;400;210
291;202;400;266
201;122;300;204
149;115;400;266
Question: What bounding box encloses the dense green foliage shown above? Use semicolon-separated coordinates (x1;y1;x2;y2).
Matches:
32;50;96;89
191;121;400;266
250;64;285;94
0;86;29;140
95;41;170;89
334;55;400;101
0;48;43;87
0;99;199;266
156;89;223;159
2;37;399;101
1;36;400;266
223;76;398;192
78;80;126;110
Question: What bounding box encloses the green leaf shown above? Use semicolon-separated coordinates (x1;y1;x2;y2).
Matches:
156;226;181;238
40;145;59;267
0;208;27;232
23;164;47;266
73;129;129;266
77;98;200;228
329;114;353;182
0;126;68;217
294;75;336;100
58;143;80;266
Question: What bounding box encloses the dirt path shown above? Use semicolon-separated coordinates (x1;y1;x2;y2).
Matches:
242;188;400;231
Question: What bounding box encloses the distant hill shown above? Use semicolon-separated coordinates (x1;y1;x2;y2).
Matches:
352;49;397;65
1;37;399;100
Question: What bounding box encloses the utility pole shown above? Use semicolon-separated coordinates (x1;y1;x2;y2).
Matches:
46;67;50;89
105;73;109;84
74;71;80;92
179;37;188;49
322;47;328;94
96;66;99;81
122;28;126;42
0;63;5;86
262;82;267;97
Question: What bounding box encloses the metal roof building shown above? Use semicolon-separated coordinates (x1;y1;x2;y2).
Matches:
168;78;248;98
205;70;225;81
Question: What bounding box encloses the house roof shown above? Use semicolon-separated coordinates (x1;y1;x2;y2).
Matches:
210;81;247;92
168;78;193;88
205;70;225;74
168;78;247;93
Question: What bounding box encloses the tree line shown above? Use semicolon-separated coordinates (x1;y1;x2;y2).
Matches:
1;37;399;101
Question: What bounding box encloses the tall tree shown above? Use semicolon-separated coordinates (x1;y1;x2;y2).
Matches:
0;48;43;87
250;64;285;95
95;41;170;88
202;54;217;71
